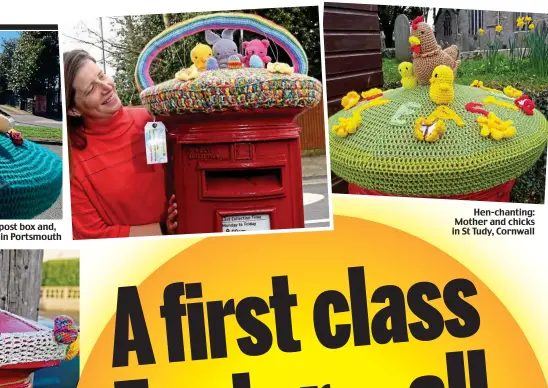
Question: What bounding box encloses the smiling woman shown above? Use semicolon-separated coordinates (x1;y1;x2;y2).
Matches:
63;50;179;240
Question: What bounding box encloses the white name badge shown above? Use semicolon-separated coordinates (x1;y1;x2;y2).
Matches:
144;121;168;164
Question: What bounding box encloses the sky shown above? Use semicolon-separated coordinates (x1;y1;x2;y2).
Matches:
61;18;117;76
44;250;80;261
0;31;21;52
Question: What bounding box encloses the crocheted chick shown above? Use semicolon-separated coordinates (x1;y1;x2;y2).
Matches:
398;62;417;89
429;65;454;105
0;114;15;133
409;15;460;85
477;112;516;140
175;65;199;81
190;43;213;71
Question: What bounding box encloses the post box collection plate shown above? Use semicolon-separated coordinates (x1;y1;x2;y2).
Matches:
222;214;271;233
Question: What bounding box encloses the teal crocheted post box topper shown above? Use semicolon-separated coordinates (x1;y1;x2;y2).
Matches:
0;135;62;219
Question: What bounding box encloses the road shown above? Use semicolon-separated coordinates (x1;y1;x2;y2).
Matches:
35;144;63;220
8;113;63;129
303;177;331;229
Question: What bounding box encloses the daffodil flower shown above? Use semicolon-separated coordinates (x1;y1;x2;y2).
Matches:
529;23;535;31
478;28;485;35
524;16;532;23
477;112;516;140
517;18;525;29
341;91;361;110
495;24;503;33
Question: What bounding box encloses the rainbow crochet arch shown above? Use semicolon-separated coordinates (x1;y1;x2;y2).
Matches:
134;12;308;92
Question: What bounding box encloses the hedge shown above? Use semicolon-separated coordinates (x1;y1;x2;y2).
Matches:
41;259;80;286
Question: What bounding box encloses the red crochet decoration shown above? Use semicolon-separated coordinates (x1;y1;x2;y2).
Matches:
465;102;489;117
515;95;535;115
412;15;425;30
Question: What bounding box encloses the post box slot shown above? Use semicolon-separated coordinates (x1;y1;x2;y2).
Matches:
203;168;284;199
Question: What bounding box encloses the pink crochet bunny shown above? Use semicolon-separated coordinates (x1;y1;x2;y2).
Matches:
242;39;272;67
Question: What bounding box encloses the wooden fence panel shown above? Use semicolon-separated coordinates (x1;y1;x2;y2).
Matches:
0;250;43;320
298;102;326;151
324;3;384;116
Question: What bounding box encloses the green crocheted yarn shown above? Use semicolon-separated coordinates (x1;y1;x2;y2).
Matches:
329;85;548;196
140;68;323;116
0;136;62;219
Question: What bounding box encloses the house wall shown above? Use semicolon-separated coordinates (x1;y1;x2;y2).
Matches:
435;10;548;52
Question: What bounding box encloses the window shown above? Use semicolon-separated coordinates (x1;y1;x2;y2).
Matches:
469;10;484;34
444;11;453;36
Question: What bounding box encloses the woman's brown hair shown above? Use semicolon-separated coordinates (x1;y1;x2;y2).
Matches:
63;49;96;178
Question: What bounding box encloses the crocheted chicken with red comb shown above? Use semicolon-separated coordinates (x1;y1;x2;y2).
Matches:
409;15;461;85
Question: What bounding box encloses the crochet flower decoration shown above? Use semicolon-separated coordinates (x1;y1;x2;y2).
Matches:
477;112;516;140
515;95;536;115
414;117;446;142
266;62;295;75
361;88;383;100
483;96;519;111
503;85;523;98
332;111;362;137
341;91;360;110
175;65;199;81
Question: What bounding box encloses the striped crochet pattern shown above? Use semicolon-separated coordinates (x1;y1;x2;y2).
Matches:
329;84;548;197
0;135;62;219
140;68;322;116
135;13;308;91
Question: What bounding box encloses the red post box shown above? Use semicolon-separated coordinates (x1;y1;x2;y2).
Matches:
161;107;306;234
136;14;324;235
0;310;67;387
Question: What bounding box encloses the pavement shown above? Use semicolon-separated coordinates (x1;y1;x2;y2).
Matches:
0;105;63;129
34;144;63;220
301;154;331;229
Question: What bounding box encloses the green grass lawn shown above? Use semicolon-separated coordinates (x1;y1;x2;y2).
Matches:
14;125;62;142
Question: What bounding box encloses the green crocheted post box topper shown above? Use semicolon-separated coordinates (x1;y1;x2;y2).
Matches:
140;68;323;116
329;85;548;197
0;136;63;219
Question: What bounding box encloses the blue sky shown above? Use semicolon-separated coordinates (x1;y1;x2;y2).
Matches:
0;31;21;52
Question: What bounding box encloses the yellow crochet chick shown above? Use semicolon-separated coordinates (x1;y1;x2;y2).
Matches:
191;44;213;71
398;62;417;89
429;65;454;105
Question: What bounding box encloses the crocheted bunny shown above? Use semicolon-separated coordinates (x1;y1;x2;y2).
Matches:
242;39;272;67
205;29;243;69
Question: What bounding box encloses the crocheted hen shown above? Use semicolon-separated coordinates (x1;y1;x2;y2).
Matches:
409;15;460;85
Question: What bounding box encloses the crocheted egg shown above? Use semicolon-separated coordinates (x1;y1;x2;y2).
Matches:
54;315;79;345
0;114;14;133
249;54;264;69
205;57;219;71
227;55;242;69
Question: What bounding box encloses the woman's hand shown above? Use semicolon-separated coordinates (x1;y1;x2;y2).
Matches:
165;194;178;234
